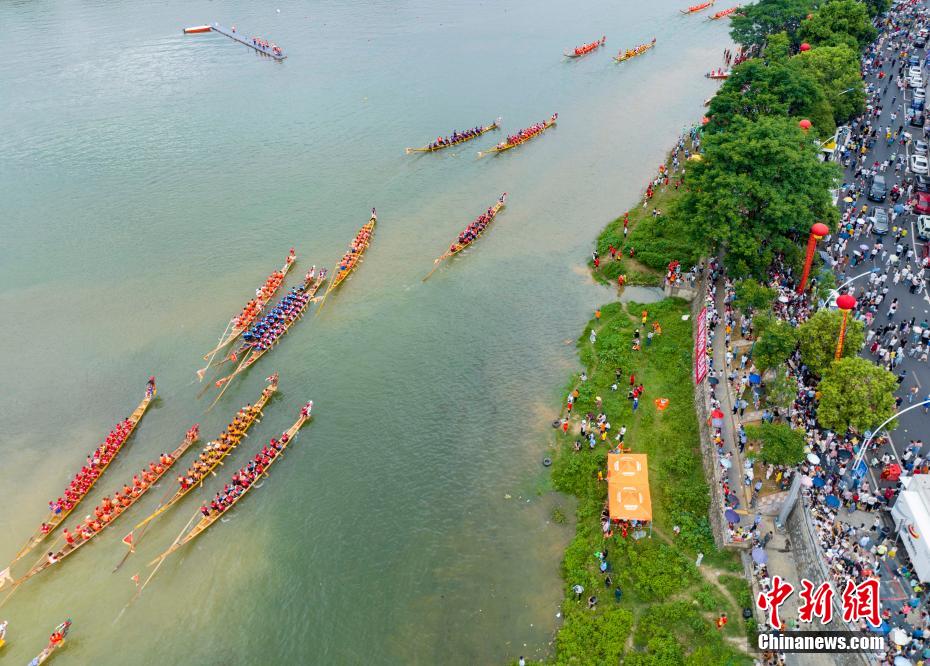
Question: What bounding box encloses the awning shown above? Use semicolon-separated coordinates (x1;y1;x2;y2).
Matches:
606;453;653;522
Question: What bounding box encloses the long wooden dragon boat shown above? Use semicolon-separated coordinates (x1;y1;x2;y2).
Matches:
709;6;740;19
614;38;656;63
0;380;156;579
131;379;277;541
423;193;508;281
148;402;313;567
10;426;199;590
197;250;296;379
681;1;714;13
30;620;71;664
564;36;606;58
478;115;557;157
406;120;500;153
210;270;327;407
316;211;376;313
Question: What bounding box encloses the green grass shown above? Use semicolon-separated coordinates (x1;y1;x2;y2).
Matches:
547;299;750;664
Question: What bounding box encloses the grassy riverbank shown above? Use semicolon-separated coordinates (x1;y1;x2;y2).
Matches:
543;299;752;665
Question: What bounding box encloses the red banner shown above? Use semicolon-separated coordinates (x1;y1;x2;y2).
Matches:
695;306;708;384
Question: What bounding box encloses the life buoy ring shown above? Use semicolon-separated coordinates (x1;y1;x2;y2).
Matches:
543;457;553;467
551;420;561;428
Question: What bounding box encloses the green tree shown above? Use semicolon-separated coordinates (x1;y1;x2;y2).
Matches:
799;0;877;50
753;317;798;371
706;59;835;136
766;367;798;412
734;279;777;313
765;31;792;61
817;357;898;433
730;0;816;47
678;115;839;278
747;422;807;466
863;0;891;17
792;45;866;123
797;309;864;375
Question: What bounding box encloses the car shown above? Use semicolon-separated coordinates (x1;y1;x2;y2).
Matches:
911;55;922;66
911;66;923;77
914;97;926;111
868;174;888;201
872;208;890;235
912;154;929;173
918;215;930;240
917;38;927;49
916;87;927;101
916;140;929;156
911;112;926;128
917;173;930;192
912;75;925;88
917;191;930;214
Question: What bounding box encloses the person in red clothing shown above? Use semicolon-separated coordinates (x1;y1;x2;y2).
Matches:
716;613;728;629
629;373;635;386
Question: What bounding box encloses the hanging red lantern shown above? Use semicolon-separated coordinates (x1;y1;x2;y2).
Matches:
799;119;812;131
800;43;811;52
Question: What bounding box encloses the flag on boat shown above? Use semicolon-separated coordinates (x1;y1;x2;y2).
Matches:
123;532;135;552
132;573;140;586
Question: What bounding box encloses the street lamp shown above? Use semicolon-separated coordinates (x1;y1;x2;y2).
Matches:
835;293;856;360
822;267;882;307
798;222;831;294
849;401;930;480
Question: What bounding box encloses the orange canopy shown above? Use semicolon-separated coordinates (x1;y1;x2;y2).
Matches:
606;453;653;522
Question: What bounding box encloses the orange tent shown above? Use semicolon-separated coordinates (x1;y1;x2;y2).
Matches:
606;453;653;522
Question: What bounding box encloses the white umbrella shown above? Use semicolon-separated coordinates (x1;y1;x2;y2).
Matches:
720;458;733;469
891;627;909;646
801;475;814;487
807;453;821;465
778;295;790;304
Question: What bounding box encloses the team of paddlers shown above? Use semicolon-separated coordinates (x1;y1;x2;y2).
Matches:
199;402;311;517
335;219;374;277
178;404;260;490
232;249;295;329
240;268;317;351
499;114;557;149
617;38;655;61
448;194;507;254
45;418;136;523
428;127;488;150
58;449;179;546
572;36;605;56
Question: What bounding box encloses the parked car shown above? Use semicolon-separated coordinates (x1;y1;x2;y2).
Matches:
912;154;929;174
911;66;923;77
868;174;888;201
917;38;927;49
917;215;930;240
917;191;930;214
916;173;930;192
911;55;922;66
916;87;927;101
914;97;926;112
916;139;929;155
872;207;890;235
911;112;926;128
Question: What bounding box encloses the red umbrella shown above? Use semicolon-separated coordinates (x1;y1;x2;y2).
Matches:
882;463;902;481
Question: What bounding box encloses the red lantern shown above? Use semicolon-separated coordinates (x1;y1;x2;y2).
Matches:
797;222;830;294
836;294;856;311
799;43;811;52
811;222;830;238
701;116;710;125
799;119;812;130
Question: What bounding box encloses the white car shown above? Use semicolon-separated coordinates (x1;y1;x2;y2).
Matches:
917;88;927;101
917;215;930;240
911;66;923;78
912;154;930;174
912;77;925;89
916;139;929;155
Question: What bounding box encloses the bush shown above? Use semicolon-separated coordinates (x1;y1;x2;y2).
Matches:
745;422;807;466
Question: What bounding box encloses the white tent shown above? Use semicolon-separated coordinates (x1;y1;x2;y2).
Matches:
891;475;930;583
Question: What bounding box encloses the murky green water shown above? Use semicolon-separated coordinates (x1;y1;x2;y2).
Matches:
0;0;728;662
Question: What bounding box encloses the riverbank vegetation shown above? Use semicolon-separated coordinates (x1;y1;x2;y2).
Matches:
543;0;895;662
544;299;750;664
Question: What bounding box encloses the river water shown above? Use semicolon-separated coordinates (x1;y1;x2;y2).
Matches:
0;1;728;662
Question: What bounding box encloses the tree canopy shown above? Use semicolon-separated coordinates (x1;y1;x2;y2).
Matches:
730;0;816;47
747;422;807;466
706;59;835;136
791;45;866;123
678;115;838;277
799;0;877;50
752;315;798;371
817;357;898;433
797;309;865;376
734;279;777;313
